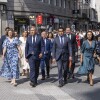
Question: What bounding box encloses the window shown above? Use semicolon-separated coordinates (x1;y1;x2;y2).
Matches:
61;0;63;7
38;0;43;2
68;1;71;9
63;0;66;8
54;0;57;6
48;0;51;4
48;0;53;5
59;0;61;7
59;0;63;7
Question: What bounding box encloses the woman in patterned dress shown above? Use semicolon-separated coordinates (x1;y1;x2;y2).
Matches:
78;31;96;86
0;28;22;86
19;31;29;77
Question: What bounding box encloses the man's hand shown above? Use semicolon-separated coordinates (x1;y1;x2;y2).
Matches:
69;56;72;61
39;53;42;58
2;55;4;60
52;58;56;64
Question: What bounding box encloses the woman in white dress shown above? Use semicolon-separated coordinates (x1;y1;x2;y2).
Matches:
19;31;29;77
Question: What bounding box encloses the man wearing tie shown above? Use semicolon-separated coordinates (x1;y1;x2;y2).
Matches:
40;31;52;80
65;27;78;79
52;27;72;87
25;27;44;87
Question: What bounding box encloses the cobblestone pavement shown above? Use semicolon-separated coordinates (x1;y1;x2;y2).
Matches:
0;57;100;100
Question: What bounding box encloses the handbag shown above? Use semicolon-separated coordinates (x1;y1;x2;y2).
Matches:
94;57;99;64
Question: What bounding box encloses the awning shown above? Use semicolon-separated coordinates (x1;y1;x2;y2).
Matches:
0;0;7;3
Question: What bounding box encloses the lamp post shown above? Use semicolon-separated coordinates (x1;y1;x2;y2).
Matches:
0;4;6;36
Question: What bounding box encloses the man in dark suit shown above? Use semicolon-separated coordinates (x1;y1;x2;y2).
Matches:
65;27;78;79
52;27;72;87
25;27;44;87
40;31;52;80
0;27;10;55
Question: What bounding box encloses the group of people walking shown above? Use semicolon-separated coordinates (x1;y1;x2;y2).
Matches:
0;26;100;87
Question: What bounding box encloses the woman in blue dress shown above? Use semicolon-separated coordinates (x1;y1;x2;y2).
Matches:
78;31;96;86
0;28;22;86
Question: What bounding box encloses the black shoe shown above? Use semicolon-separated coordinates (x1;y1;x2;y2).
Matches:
41;77;45;80
67;73;71;79
64;80;67;85
58;84;63;87
71;74;75;79
46;75;50;78
30;82;36;87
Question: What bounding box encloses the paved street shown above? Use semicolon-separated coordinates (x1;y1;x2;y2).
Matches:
0;57;100;100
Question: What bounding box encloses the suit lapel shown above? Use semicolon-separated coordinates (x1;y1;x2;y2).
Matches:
30;36;33;44
57;36;60;45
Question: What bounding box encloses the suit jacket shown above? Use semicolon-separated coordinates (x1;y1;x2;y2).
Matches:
52;35;72;61
0;35;6;55
66;33;78;53
25;34;44;60
42;38;52;59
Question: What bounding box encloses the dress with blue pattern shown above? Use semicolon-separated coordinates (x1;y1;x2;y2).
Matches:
78;40;96;75
0;37;20;79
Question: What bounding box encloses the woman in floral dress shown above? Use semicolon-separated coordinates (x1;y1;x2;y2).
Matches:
0;28;22;86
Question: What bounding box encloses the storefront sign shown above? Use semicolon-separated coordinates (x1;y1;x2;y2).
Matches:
14;18;29;25
36;15;43;25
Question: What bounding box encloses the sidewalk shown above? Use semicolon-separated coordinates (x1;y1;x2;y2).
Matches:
0;57;75;100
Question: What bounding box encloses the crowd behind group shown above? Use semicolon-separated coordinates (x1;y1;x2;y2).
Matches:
0;25;100;87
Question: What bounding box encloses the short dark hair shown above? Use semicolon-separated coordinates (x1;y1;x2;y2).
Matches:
84;31;95;40
58;27;64;31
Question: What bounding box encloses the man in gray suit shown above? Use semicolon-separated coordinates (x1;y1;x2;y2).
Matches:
52;27;72;87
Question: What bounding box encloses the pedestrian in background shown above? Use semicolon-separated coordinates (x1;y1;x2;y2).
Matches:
40;31;52;80
0;28;22;86
48;32;54;67
14;31;19;39
65;27;77;79
19;31;30;77
0;27;10;55
78;31;96;86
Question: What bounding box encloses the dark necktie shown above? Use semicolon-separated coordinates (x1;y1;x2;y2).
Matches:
61;36;63;45
33;35;35;43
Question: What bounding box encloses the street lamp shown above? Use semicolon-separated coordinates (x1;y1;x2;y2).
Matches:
0;4;6;36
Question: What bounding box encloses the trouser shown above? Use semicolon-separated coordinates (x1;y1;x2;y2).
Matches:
28;57;40;84
57;59;68;84
40;57;50;77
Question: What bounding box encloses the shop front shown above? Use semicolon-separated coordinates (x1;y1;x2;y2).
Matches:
14;17;30;36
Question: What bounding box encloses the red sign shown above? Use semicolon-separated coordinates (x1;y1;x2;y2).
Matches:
36;15;43;25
